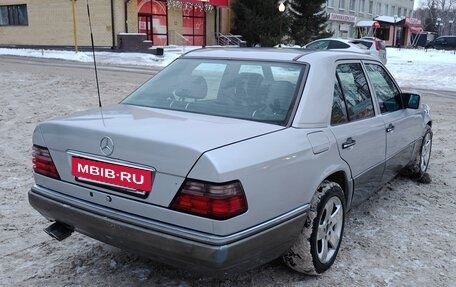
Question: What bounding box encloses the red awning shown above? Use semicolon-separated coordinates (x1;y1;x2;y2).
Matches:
183;0;228;6
409;26;423;33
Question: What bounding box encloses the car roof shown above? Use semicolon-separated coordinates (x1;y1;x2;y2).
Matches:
181;47;375;63
310;38;351;43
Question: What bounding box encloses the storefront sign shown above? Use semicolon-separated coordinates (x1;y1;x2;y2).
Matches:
329;13;356;23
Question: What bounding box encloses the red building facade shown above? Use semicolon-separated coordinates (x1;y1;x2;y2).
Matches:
137;0;229;46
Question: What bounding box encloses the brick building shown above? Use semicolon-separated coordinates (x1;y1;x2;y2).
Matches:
0;0;421;49
0;0;231;48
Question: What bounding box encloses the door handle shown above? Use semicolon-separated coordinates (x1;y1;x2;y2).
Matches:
342;137;356;149
386;123;395;133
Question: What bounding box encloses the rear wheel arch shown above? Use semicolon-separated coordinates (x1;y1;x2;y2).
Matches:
283;180;346;274
325;171;350;210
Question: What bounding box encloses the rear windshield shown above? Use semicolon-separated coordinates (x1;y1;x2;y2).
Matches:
122;58;305;125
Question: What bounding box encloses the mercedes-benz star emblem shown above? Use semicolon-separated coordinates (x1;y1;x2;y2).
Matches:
100;136;114;156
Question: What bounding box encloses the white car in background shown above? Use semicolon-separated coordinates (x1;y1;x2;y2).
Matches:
354;37;388;64
304;38;386;64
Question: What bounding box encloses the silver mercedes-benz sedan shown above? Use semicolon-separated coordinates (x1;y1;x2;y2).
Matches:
30;48;432;275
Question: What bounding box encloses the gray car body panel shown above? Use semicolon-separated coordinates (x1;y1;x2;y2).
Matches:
29;48;431;274
29;186;308;274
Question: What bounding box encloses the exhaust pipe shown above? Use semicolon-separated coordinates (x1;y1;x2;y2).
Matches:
44;222;74;241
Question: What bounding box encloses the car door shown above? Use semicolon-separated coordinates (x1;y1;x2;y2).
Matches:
329;62;386;207
364;62;424;183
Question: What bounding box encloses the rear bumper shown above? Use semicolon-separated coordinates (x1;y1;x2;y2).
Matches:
29;185;308;275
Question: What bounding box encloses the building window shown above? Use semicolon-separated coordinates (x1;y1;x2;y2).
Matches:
368;1;373;14
327;0;335;8
182;6;206;46
391;5;395;16
0;4;28;26
384;4;389;15
339;0;346;10
376;2;381;15
359;0;365;14
138;0;168;45
398;7;402;16
349;0;355;11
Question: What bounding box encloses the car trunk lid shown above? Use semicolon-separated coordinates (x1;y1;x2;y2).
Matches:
35;104;283;205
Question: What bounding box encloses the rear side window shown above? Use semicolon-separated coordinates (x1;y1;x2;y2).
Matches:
306;40;329;49
331;80;349;125
329;41;350;49
365;63;402;113
334;63;374;122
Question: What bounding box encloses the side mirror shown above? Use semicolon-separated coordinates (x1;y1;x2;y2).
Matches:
401;93;421;109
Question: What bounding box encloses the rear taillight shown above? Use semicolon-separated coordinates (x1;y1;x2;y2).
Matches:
32;145;60;179
170;180;247;220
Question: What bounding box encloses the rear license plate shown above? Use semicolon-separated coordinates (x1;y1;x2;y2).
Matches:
71;157;153;195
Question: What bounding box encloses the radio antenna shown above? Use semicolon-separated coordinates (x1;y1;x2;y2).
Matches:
86;0;102;108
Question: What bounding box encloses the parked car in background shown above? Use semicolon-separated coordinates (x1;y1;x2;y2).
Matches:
304;38;386;64
355;37;387;64
303;38;369;53
425;36;456;50
30;48;432;276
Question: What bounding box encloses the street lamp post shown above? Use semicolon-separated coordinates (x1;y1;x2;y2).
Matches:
278;2;286;45
393;15;398;47
449;20;454;35
436;17;442;36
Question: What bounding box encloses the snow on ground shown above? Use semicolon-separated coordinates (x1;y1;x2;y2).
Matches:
1;46;456;286
1;46;455;91
386;48;456;92
0;46;195;67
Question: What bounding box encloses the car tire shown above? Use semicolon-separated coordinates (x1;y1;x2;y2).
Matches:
401;125;432;179
283;180;345;274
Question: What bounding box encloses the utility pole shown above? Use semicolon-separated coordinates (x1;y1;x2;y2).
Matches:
72;0;79;53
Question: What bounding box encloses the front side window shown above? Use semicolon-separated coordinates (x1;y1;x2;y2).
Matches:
123;59;305;125
335;63;374;121
0;4;28;26
365;63;402;113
